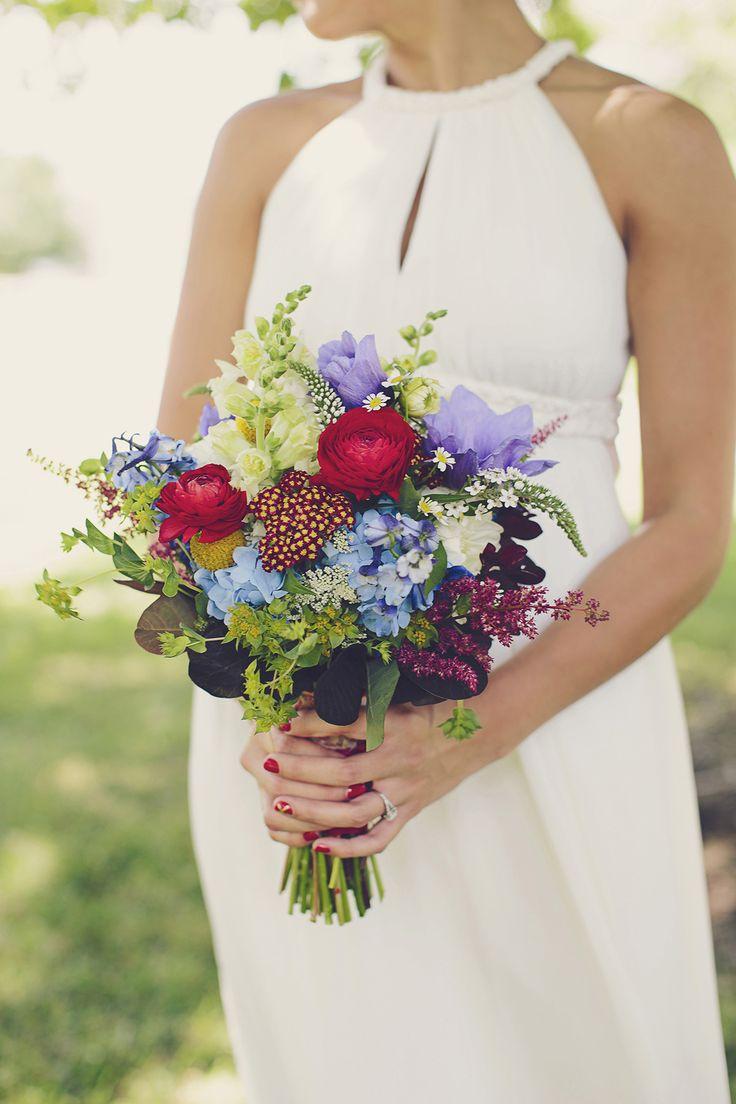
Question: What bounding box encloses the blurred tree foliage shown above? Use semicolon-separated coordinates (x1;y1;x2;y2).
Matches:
0;0;591;36
0;156;82;274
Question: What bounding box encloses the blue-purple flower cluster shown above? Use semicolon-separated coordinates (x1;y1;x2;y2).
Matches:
106;430;196;493
322;509;440;636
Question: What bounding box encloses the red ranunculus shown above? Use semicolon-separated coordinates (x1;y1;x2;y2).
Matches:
156;464;248;544
315;407;416;501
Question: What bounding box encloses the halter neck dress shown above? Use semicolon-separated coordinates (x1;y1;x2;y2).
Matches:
189;40;728;1103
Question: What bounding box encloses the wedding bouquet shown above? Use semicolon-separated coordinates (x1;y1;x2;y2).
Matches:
34;285;607;924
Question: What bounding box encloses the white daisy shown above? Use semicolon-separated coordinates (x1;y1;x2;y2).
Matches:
384;366;403;387
362;392;390;411
431;447;456;472
418;497;444;519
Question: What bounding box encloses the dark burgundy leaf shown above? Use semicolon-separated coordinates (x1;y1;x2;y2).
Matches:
314;645;366;727
188;634;250;698
134;593;198;655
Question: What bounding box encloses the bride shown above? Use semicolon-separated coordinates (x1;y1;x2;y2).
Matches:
158;2;735;1101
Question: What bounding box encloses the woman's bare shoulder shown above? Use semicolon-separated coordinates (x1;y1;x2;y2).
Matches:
546;52;735;227
211;77;363;206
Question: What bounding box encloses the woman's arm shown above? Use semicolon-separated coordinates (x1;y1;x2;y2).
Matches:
262;92;736;858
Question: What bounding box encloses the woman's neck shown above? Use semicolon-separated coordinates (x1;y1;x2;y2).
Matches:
379;0;544;93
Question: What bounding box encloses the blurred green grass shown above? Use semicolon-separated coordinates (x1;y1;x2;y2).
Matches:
0;543;734;1101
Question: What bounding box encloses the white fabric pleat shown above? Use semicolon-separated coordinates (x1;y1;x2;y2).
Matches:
189;40;729;1103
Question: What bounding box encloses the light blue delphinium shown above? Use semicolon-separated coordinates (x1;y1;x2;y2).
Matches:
106;430;196;492
194;545;286;622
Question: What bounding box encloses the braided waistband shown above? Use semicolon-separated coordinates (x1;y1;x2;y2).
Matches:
439;377;621;443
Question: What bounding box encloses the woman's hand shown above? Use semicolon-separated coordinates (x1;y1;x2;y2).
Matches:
252;701;485;859
239;725;356;848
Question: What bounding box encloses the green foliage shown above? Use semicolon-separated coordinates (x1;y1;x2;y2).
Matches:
0;155;82;273
543;0;597;54
34;570;82;620
423;541;447;599
365;656;400;751
440;701;482;741
515;481;587;557
0;595;233;1100
241;0;294;31
119;480;164;535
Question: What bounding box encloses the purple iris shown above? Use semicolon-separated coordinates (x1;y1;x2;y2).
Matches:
197;401;227;439
317;331;387;409
423;386;556;489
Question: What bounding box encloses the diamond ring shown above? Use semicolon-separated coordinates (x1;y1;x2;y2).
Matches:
375;790;398;822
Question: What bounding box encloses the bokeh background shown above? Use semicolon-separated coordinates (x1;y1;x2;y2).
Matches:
1;1;735;1100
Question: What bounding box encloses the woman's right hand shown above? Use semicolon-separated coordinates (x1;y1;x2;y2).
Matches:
239;726;355;847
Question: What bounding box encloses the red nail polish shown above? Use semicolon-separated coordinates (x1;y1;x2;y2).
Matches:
274;800;293;815
278;722;291;732
345;782;368;800
314;844;331;854
303;831;320;842
263;758;280;774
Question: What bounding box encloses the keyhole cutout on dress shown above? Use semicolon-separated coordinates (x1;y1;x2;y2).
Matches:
398;128;438;271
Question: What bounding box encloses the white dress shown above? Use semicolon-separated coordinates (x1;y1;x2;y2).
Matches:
189;40;729;1103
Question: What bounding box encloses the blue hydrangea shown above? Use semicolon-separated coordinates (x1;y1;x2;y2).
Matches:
194;545;286;622
320;510;439;638
106;430;196;492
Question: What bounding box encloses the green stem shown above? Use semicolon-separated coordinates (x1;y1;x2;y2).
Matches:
338;860;352;923
369;855;385;901
255;409;267;453
73;566;118;587
352;858;366;917
317;851;332;925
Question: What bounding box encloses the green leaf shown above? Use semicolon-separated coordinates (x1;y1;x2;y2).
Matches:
182;382;210;398
365;657;400;751
60;530;83;553
162;572;180;598
295;643;323;669
194;590;210;621
112;537;155;588
78;457;104;476
83;519;114;556
440;703;482;741
397;477;421;517
423;542;448;598
284;570;310;596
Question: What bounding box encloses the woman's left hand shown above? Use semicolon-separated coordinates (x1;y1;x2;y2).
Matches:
263;701;483;858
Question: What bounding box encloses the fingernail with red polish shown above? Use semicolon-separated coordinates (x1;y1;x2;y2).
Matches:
345;782;368;800
274;800;293;815
263;758;280;774
314;844;331;854
303;831;320;842
278;722;291;732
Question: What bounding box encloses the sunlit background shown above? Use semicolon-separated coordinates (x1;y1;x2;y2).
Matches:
1;1;735;1100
